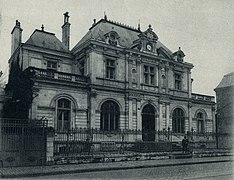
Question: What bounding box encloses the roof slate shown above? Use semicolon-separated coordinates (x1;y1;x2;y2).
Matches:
71;19;173;55
215;72;234;89
25;30;68;52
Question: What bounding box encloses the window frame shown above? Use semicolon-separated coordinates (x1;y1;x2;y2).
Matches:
105;58;116;79
172;108;185;133
174;72;182;90
47;60;57;71
100;100;120;131
57;98;71;131
143;64;155;85
197;112;205;133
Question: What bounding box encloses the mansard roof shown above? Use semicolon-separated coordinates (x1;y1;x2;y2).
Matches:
215;72;234;90
71;18;172;55
25;29;68;52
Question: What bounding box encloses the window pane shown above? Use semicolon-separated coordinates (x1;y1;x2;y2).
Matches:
110;69;114;79
172;108;185;133
100;101;120;131
144;66;148;72
106;59;115;79
150;75;154;85
57;99;71;131
110;60;114;67
144;74;149;84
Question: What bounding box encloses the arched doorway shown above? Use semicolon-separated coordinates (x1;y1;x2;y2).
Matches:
142;104;156;141
172;108;185;133
100;100;120;131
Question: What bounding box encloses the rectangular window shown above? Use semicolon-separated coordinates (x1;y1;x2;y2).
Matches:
106;59;115;79
144;65;155;85
47;61;57;71
175;73;182;90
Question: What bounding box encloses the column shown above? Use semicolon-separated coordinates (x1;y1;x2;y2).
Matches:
188;102;192;132
165;66;169;94
127;58;132;87
166;103;170;129
136;100;142;140
158;65;162;93
128;99;133;130
155;114;159;141
136;100;141;130
188;71;192;98
212;105;216;132
159;103;163;131
137;58;141;89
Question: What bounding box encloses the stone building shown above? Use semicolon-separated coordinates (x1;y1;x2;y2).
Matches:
6;13;215;141
215;72;234;149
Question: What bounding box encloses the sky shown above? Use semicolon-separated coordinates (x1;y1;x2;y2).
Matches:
0;0;233;96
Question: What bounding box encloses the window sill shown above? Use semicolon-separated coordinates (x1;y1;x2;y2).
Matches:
96;77;125;83
141;83;158;88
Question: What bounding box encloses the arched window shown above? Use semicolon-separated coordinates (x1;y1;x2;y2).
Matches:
100;101;120;131
57;99;71;131
197;112;205;133
172;108;185;133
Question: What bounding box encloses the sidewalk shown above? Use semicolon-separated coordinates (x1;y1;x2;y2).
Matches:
0;155;233;178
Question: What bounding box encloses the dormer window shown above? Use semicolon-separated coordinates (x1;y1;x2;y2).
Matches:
105;31;119;46
172;47;185;62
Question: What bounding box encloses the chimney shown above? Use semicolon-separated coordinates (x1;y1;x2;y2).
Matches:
62;12;70;50
11;20;23;54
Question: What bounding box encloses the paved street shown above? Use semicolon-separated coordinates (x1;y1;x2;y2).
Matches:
21;161;233;179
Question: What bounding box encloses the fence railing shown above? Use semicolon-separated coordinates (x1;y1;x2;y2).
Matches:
0;118;48;167
53;128;221;158
53;129;173;157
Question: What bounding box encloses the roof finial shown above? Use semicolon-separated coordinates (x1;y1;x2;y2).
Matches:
104;11;107;20
148;24;152;30
138;19;141;31
179;47;181;50
41;24;44;31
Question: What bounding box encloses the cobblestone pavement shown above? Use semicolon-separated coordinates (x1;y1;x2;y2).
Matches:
0;156;233;178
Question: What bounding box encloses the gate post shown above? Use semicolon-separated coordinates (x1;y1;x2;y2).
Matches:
46;127;55;165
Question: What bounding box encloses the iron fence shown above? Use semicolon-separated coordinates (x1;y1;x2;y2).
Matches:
0;118;48;167
53;128;223;159
53;128;173;158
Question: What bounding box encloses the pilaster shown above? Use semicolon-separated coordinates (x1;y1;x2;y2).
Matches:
212;105;216;132
128;99;133;130
188;102;192;132
136;100;142;130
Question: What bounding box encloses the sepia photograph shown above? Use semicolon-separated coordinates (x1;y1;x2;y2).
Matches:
0;0;233;179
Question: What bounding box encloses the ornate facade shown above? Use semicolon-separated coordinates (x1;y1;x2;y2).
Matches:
6;13;215;141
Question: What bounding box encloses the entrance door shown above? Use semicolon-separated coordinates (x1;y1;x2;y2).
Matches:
142;104;156;141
